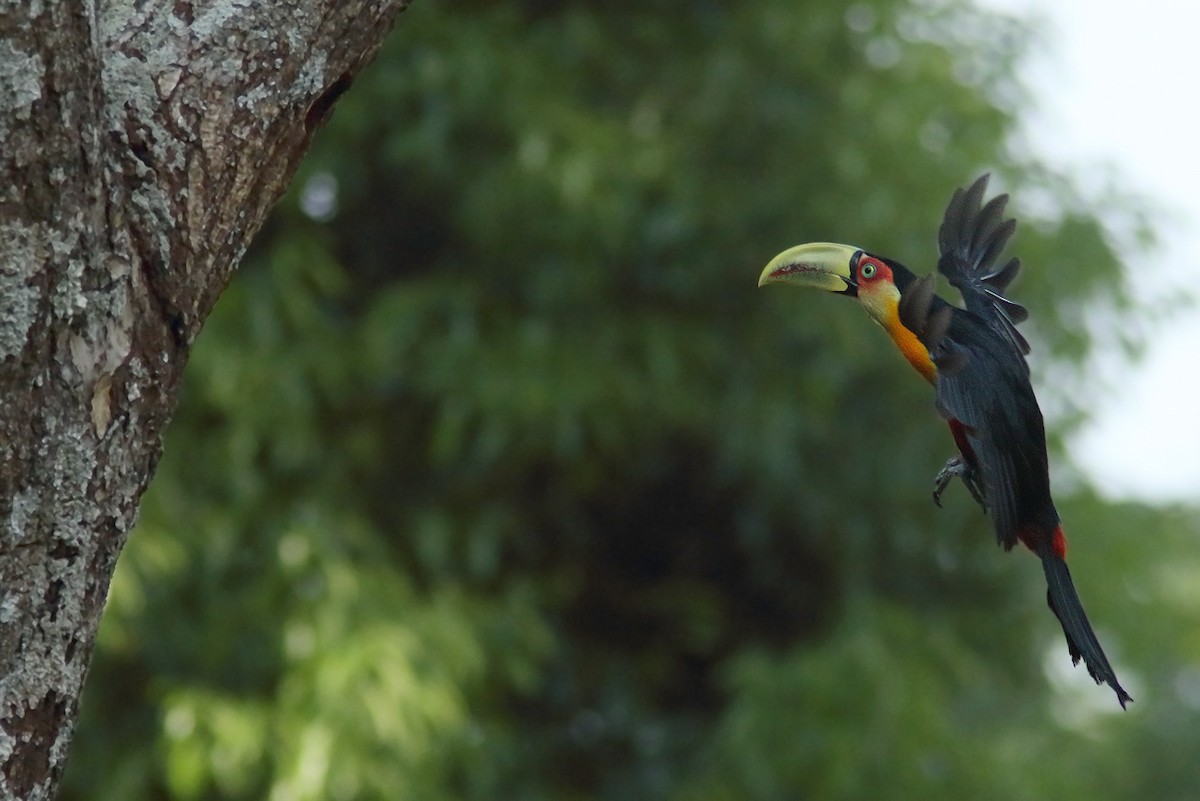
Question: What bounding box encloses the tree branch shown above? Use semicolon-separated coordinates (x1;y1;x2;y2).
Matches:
0;2;411;798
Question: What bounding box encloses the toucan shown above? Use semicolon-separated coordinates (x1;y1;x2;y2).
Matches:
759;175;1131;708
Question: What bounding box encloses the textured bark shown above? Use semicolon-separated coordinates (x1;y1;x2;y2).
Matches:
0;2;411;798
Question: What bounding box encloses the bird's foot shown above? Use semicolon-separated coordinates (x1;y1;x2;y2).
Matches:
932;455;988;513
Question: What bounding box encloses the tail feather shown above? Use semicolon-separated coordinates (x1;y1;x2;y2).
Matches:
1040;544;1132;709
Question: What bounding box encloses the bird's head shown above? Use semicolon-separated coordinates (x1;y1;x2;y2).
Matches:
759;242;935;383
758;242;910;330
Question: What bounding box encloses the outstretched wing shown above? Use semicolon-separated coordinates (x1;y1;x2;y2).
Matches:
937;174;1030;357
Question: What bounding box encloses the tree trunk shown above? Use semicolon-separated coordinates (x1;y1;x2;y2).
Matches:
0;2;411;797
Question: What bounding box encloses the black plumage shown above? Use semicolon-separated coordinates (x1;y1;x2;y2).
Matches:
898;175;1131;708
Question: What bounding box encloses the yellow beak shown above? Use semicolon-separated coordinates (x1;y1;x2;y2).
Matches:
758;242;860;295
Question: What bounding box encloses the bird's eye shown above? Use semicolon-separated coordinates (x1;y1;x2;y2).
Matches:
861;262;877;279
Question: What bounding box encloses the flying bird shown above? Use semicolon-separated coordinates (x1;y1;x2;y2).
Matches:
758;175;1131;708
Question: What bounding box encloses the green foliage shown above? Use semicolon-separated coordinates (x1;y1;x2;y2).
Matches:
63;1;1200;800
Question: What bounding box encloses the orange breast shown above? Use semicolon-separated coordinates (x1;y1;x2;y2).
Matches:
883;306;937;384
858;280;938;384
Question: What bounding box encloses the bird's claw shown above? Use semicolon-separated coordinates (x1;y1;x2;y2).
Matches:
932;455;988;513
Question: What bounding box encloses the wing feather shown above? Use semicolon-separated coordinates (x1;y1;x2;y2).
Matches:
937;174;1031;356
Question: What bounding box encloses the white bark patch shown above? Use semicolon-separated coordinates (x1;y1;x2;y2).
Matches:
68;304;133;386
190;0;256;43
295;48;328;99
67;266;134;433
6;488;38;544
91;374;114;437
0;221;47;361
0;40;44;121
154;65;183;100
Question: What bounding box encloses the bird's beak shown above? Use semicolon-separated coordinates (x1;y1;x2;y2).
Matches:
758;242;860;296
